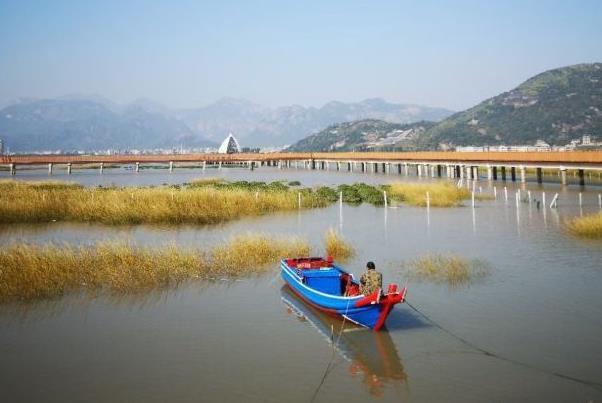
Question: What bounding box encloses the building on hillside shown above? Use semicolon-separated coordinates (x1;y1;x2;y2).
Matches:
218;133;241;154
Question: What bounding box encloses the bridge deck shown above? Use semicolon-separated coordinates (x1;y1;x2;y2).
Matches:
1;151;601;166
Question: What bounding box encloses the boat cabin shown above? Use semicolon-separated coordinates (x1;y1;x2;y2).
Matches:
284;257;360;296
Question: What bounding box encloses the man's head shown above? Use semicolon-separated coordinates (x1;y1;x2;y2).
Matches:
366;261;375;270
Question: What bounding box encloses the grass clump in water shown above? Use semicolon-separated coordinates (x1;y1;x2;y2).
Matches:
211;233;310;272
566;212;602;239
324;229;355;261
0;180;331;225
387;182;470;207
402;253;489;286
0;234;310;303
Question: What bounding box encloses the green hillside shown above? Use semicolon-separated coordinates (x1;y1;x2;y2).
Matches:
422;63;601;148
287;119;434;151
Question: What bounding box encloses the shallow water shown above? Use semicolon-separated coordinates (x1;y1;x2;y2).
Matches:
1;167;601;402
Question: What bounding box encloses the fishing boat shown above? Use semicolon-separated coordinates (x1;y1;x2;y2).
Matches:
280;257;407;331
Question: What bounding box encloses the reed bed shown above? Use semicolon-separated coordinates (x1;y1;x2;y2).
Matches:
387;182;471;207
324;229;355;260
402;253;489;285
0;234;310;303
0;180;329;225
566;212;602;239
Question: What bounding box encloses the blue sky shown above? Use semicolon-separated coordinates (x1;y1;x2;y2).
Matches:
0;0;601;110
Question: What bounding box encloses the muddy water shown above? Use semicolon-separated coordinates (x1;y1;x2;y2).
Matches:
1;168;601;402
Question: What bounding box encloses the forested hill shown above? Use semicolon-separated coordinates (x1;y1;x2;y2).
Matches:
421;63;601;148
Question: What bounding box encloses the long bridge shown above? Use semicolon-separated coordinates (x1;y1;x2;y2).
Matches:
2;151;602;185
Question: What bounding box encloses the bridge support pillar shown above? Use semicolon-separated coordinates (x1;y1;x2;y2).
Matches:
578;169;585;186
404;163;409;176
398;164;402;174
382;162;387;174
48;163;53;175
348;162;352;172
487;165;492;180
9;163;15;175
560;168;567;185
520;166;526;183
536;167;542;183
67;163;72;175
510;166;516;182
459;165;464;179
501;166;506;181
437;165;442;177
203;161;207;170
431;165;436;178
135;162;140;173
492;166;497;180
473;166;479;180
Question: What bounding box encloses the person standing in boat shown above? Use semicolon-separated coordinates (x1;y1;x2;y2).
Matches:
359;261;382;295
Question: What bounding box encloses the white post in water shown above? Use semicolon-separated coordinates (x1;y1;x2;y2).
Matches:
298;192;301;209
517;189;521;202
169;161;174;172
67;163;72;175
339;191;343;209
426;191;430;208
48;163;53;175
493;186;497;199
504;186;508;201
528;190;531;205
579;192;583;207
548;193;557;208
515;191;519;208
471;191;475;208
479;186;482;193
599;194;602;209
383;191;388;208
542;192;546;207
99;163;104;174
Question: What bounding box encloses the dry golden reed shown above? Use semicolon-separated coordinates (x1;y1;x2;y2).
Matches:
0;234;310;303
402;253;489;285
566;212;602;239
387;182;471;207
0;180;327;225
324;229;355;260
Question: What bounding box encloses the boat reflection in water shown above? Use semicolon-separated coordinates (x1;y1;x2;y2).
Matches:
280;286;407;397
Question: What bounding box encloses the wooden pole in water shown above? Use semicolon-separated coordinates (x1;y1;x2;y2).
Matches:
550;193;557;208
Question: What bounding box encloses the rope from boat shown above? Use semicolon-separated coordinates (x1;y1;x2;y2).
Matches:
405;300;602;392
310;298;352;402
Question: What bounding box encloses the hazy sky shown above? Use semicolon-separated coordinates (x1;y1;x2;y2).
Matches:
1;0;601;110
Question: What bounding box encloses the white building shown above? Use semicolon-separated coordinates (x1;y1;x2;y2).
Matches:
218;133;241;154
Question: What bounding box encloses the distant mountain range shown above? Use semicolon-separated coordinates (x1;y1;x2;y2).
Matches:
0;97;215;152
0;97;453;152
287;63;602;151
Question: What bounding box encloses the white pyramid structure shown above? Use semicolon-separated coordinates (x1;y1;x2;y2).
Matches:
218;133;241;154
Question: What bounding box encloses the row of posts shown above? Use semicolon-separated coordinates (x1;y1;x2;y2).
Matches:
2;160;595;185
297;160;591;187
